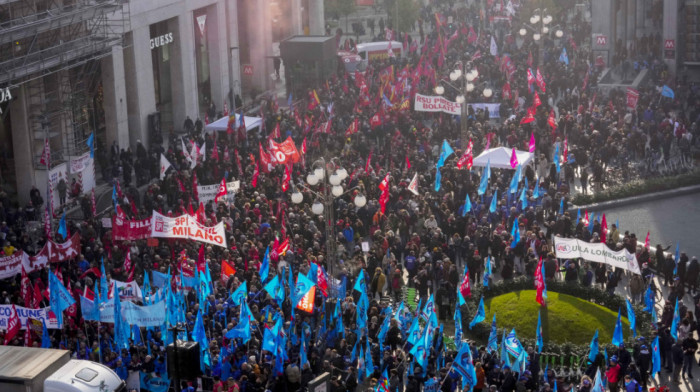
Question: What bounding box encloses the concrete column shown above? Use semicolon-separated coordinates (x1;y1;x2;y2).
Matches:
10;85;35;206
290;0;303;36
170;14;199;129
249;0;273;93
226;0;241;106
662;0;678;75
636;0;646;37
207;2;229;112
124;26;157;149
308;0;325;36
101;45;129;149
626;0;636;49
591;0;614;67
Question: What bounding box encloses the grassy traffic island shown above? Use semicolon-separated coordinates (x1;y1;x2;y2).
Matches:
483;290;631;346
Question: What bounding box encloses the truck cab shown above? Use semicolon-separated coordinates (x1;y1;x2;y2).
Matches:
44;360;125;392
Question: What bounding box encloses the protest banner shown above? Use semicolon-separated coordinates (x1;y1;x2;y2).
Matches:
0;252;28;280
112;216;152;241
140;372;170;392
197;180;240;204
121;299;166;327
47;233;81;263
469;103;501;118
414;93;462;115
151;211;227;248
109;280;144;302
553;236;641;274
69;152;92;173
0;305;59;330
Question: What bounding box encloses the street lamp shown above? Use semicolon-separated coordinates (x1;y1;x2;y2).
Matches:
291;157;366;278
519;8;562;67
435;61;491;140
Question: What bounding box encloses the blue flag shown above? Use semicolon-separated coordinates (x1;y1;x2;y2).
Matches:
263;275;280;297
588;212;596;234
519;187;528;209
287;93;293;109
486;314;498;352
226;303;251;343
454;306;463;348
533;176;540;198
86;132;95;158
644;283;654;313
192;310;209;372
260;246;270;282
142;271;151;304
407;318;421;345
112;185;118;211
230;281;247;305
453;342;477;390
505;329;524;357
674;241;680;276
588;330;599;364
434;168;442;192
478;160;491;195
300;335;310;368
625;299;636;337
670;298;680;341
612;308;624;346
489;189;498;213
436;139;454;168
501;328;511;365
661;85;674;99
57;212;67;239
651;336;661;377
353;270;367;293
41;319;51;348
49;270;75;326
364;342;374;378
293;273;315;307
509;165;522;194
536;311;544;353
462;193;472;217
469;297;486;329
483;255;492;287
100;257;108;301
559;198;564;215
553;143;561;173
576;209;581;225
559;47;569;65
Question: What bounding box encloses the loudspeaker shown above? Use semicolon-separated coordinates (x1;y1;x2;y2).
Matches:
166;340;201;380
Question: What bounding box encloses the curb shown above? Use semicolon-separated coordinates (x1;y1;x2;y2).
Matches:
572;184;700;211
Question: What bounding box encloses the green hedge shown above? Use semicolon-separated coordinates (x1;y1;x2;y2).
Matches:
460;278;652;359
571;169;700;205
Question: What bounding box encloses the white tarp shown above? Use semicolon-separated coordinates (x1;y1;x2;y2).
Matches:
204;113;262;133
472;147;534;169
553;236;641;275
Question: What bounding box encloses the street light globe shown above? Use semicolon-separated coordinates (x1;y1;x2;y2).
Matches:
466;83;475;92
542;26;549;34
291;191;303;204
543;15;552;25
314;167;325;181
329;173;341;186
519;28;527;36
483;88;493;98
453;69;462;79
311;201;324;215
450;71;458;81
337;167;348;180
466;72;475;82
435;85;445;95
555;29;563;38
353;193;367;208
331;185;343;197
456;95;465;104
471;69;479;78
307;173;319;186
533;33;541;41
530;15;539;24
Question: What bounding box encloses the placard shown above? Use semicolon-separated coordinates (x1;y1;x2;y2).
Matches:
414;94;462;115
197;180;240;204
553;236;640;274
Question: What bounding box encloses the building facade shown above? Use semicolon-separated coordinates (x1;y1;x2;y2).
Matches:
0;0;325;207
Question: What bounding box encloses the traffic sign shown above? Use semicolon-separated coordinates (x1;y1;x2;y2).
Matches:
595;35;607;46
664;39;675;49
242;64;253;76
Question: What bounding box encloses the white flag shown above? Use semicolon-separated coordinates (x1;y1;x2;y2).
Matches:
181;138;192;164
200;141;206;163
190;141;198;169
490;36;498;56
160;154;172;179
407;173;419;195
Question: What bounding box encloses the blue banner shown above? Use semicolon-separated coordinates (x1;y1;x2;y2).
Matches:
140;372;170;392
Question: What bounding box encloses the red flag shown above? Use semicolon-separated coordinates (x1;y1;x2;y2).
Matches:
197;244;206;273
644;232;650;249
378;173;390;191
215;178;227;203
124;250;133;281
405;155;411;170
276;237;290;256
212;138;220;162
83;285;95;301
65;281;77;318
536;68;546;92
370;113;382;129
467;26;478;44
365;151;373;173
252;161;259;188
272;122;281;139
459;270;471;299
548;110;557;129
33;282;43;308
533;91;542;107
502;82;512;100
345;118;359;137
192;172;199;201
21;266;32;308
23;320;32;347
601;213;608;242
563;138;569;163
316;265;328;297
39;139;50;166
301;137;307;155
378;188;389;214
204;113;209;125
196;202;205;224
4;305;20;344
527;51;533;67
527;68;535;90
535;257;546;306
221;261;236;283
520;110;535;125
281;165;291;192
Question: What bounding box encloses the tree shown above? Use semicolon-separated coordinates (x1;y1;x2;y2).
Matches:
384;0;420;33
325;0;357;34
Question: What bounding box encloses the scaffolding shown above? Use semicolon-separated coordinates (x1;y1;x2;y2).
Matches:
0;0;130;166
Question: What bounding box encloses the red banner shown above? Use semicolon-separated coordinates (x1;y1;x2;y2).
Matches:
626;88;639;110
112;216;152;241
47;233;81;263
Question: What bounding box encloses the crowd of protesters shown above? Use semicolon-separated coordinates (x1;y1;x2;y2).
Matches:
1;1;700;391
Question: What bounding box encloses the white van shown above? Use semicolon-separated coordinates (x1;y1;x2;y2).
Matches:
356;41;403;63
